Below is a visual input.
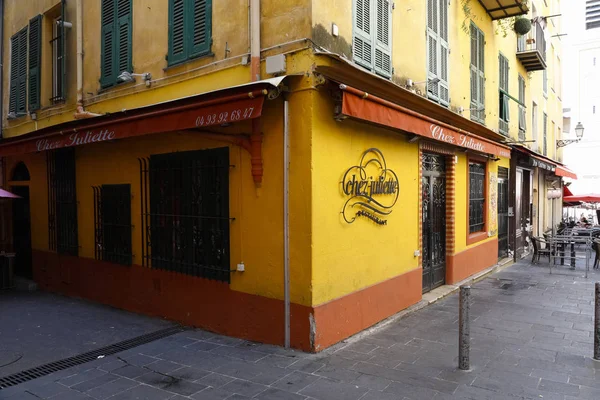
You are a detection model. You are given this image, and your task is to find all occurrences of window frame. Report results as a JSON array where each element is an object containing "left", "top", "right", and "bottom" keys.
[
  {"left": 100, "top": 0, "right": 133, "bottom": 88},
  {"left": 498, "top": 53, "right": 510, "bottom": 135},
  {"left": 467, "top": 156, "right": 488, "bottom": 245},
  {"left": 8, "top": 27, "right": 28, "bottom": 118},
  {"left": 352, "top": 0, "right": 393, "bottom": 79},
  {"left": 426, "top": 0, "right": 450, "bottom": 106},
  {"left": 167, "top": 0, "right": 214, "bottom": 67},
  {"left": 470, "top": 22, "right": 485, "bottom": 124}
]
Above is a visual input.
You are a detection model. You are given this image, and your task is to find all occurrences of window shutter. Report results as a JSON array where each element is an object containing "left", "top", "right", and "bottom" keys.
[
  {"left": 60, "top": 0, "right": 67, "bottom": 100},
  {"left": 168, "top": 0, "right": 186, "bottom": 65},
  {"left": 17, "top": 29, "right": 28, "bottom": 115},
  {"left": 427, "top": 33, "right": 439, "bottom": 100},
  {"left": 28, "top": 15, "right": 42, "bottom": 112},
  {"left": 8, "top": 35, "right": 18, "bottom": 115},
  {"left": 438, "top": 0, "right": 449, "bottom": 106},
  {"left": 470, "top": 25, "right": 478, "bottom": 120},
  {"left": 374, "top": 0, "right": 392, "bottom": 78},
  {"left": 100, "top": 0, "right": 116, "bottom": 87},
  {"left": 116, "top": 0, "right": 132, "bottom": 76},
  {"left": 190, "top": 0, "right": 212, "bottom": 58},
  {"left": 478, "top": 29, "right": 485, "bottom": 122},
  {"left": 353, "top": 0, "right": 373, "bottom": 69}
]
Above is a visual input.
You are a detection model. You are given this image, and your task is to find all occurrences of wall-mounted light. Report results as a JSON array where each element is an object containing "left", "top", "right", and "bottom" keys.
[
  {"left": 406, "top": 77, "right": 440, "bottom": 88},
  {"left": 117, "top": 71, "right": 152, "bottom": 87},
  {"left": 557, "top": 121, "right": 584, "bottom": 147}
]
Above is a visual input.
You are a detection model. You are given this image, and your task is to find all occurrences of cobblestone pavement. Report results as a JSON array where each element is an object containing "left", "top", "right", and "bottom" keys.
[{"left": 1, "top": 259, "right": 599, "bottom": 399}]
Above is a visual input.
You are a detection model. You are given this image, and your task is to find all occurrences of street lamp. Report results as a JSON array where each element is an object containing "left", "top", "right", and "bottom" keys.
[{"left": 557, "top": 122, "right": 584, "bottom": 148}]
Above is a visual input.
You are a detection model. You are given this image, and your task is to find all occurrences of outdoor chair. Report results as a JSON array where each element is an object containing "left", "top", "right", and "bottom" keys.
[
  {"left": 593, "top": 239, "right": 600, "bottom": 269},
  {"left": 531, "top": 236, "right": 551, "bottom": 264}
]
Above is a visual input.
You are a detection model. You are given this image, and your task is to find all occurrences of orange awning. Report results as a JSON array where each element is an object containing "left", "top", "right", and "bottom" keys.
[
  {"left": 0, "top": 77, "right": 290, "bottom": 157},
  {"left": 555, "top": 165, "right": 578, "bottom": 180},
  {"left": 339, "top": 85, "right": 511, "bottom": 158}
]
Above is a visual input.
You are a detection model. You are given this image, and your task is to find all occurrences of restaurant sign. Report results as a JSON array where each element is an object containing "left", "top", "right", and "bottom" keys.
[
  {"left": 341, "top": 148, "right": 399, "bottom": 225},
  {"left": 530, "top": 157, "right": 556, "bottom": 172}
]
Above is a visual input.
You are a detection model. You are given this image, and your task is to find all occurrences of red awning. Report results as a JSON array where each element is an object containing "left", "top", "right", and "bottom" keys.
[
  {"left": 555, "top": 165, "right": 577, "bottom": 180},
  {"left": 564, "top": 194, "right": 600, "bottom": 203},
  {"left": 564, "top": 186, "right": 574, "bottom": 197},
  {"left": 339, "top": 85, "right": 511, "bottom": 158},
  {"left": 512, "top": 145, "right": 557, "bottom": 172},
  {"left": 0, "top": 77, "right": 289, "bottom": 157}
]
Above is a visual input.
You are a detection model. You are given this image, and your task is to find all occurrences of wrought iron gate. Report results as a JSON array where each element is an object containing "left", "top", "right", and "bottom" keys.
[
  {"left": 422, "top": 153, "right": 446, "bottom": 293},
  {"left": 498, "top": 167, "right": 509, "bottom": 258}
]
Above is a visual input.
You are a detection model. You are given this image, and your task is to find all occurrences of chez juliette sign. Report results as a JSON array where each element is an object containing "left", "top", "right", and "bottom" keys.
[{"left": 341, "top": 148, "right": 399, "bottom": 225}]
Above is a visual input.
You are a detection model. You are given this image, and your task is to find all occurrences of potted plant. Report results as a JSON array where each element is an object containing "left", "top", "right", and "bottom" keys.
[{"left": 514, "top": 17, "right": 532, "bottom": 35}]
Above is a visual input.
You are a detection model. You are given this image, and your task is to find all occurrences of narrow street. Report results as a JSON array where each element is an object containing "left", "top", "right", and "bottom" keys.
[{"left": 1, "top": 259, "right": 599, "bottom": 400}]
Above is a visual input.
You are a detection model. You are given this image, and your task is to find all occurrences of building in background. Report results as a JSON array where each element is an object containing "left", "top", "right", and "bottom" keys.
[
  {"left": 562, "top": 0, "right": 600, "bottom": 212},
  {"left": 0, "top": 0, "right": 571, "bottom": 351}
]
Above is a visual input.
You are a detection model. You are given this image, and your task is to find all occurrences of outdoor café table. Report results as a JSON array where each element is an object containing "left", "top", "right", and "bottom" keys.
[{"left": 547, "top": 235, "right": 592, "bottom": 278}]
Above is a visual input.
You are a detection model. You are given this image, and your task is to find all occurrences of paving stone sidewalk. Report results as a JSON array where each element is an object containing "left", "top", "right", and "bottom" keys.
[{"left": 1, "top": 259, "right": 600, "bottom": 400}]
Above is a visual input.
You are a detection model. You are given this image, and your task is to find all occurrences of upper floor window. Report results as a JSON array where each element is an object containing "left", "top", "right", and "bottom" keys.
[
  {"left": 167, "top": 0, "right": 213, "bottom": 67},
  {"left": 498, "top": 53, "right": 509, "bottom": 135},
  {"left": 427, "top": 0, "right": 449, "bottom": 106},
  {"left": 8, "top": 16, "right": 42, "bottom": 118},
  {"left": 470, "top": 23, "right": 485, "bottom": 123},
  {"left": 352, "top": 0, "right": 393, "bottom": 79},
  {"left": 518, "top": 75, "right": 526, "bottom": 140},
  {"left": 100, "top": 0, "right": 132, "bottom": 88},
  {"left": 468, "top": 160, "right": 486, "bottom": 235}
]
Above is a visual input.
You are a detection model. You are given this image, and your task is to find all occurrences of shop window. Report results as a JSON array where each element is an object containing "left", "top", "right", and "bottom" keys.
[
  {"left": 498, "top": 53, "right": 509, "bottom": 135},
  {"left": 470, "top": 23, "right": 485, "bottom": 123},
  {"left": 100, "top": 0, "right": 132, "bottom": 88},
  {"left": 167, "top": 0, "right": 213, "bottom": 67},
  {"left": 93, "top": 184, "right": 132, "bottom": 265},
  {"left": 468, "top": 160, "right": 486, "bottom": 235},
  {"left": 139, "top": 147, "right": 230, "bottom": 282},
  {"left": 47, "top": 147, "right": 78, "bottom": 256},
  {"left": 426, "top": 0, "right": 449, "bottom": 106},
  {"left": 352, "top": 0, "right": 393, "bottom": 78}
]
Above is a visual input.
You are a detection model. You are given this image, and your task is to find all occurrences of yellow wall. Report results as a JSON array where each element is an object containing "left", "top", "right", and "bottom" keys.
[
  {"left": 310, "top": 88, "right": 420, "bottom": 306},
  {"left": 3, "top": 0, "right": 312, "bottom": 138}
]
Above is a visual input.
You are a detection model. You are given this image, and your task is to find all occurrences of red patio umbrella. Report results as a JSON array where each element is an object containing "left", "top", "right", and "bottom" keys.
[{"left": 563, "top": 194, "right": 600, "bottom": 203}]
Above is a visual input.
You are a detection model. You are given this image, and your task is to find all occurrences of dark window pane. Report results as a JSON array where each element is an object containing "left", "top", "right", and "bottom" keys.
[{"left": 469, "top": 161, "right": 485, "bottom": 233}]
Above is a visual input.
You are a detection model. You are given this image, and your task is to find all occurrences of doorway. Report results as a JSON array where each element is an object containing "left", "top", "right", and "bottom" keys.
[
  {"left": 498, "top": 167, "right": 509, "bottom": 259},
  {"left": 514, "top": 168, "right": 532, "bottom": 258},
  {"left": 422, "top": 153, "right": 446, "bottom": 293},
  {"left": 12, "top": 185, "right": 32, "bottom": 279}
]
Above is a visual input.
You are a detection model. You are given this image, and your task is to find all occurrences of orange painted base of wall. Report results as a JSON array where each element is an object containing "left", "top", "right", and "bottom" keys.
[
  {"left": 311, "top": 268, "right": 422, "bottom": 351},
  {"left": 446, "top": 238, "right": 498, "bottom": 284},
  {"left": 32, "top": 251, "right": 422, "bottom": 352},
  {"left": 32, "top": 251, "right": 313, "bottom": 351}
]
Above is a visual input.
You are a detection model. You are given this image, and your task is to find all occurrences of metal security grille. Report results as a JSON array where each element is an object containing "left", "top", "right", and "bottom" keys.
[
  {"left": 47, "top": 148, "right": 78, "bottom": 255},
  {"left": 498, "top": 167, "right": 509, "bottom": 258},
  {"left": 469, "top": 161, "right": 485, "bottom": 233},
  {"left": 139, "top": 148, "right": 231, "bottom": 282},
  {"left": 93, "top": 184, "right": 132, "bottom": 265}
]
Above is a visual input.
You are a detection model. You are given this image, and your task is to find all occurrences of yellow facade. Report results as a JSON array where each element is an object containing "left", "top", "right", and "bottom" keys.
[{"left": 0, "top": 0, "right": 563, "bottom": 351}]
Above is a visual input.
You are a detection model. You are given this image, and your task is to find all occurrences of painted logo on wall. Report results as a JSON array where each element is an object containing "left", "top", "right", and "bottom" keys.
[{"left": 341, "top": 148, "right": 399, "bottom": 225}]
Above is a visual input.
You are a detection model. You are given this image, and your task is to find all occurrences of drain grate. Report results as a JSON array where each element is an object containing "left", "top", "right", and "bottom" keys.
[{"left": 0, "top": 325, "right": 185, "bottom": 389}]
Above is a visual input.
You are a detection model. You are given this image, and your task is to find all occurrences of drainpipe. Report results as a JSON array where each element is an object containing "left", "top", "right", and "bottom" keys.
[
  {"left": 0, "top": 0, "right": 4, "bottom": 139},
  {"left": 250, "top": 0, "right": 260, "bottom": 82},
  {"left": 73, "top": 0, "right": 101, "bottom": 119},
  {"left": 283, "top": 95, "right": 290, "bottom": 349}
]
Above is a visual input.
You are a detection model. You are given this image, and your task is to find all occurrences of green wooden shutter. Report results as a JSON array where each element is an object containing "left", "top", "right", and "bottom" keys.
[
  {"left": 427, "top": 0, "right": 439, "bottom": 101},
  {"left": 190, "top": 0, "right": 212, "bottom": 58},
  {"left": 29, "top": 15, "right": 42, "bottom": 111},
  {"left": 470, "top": 24, "right": 478, "bottom": 121},
  {"left": 438, "top": 0, "right": 449, "bottom": 105},
  {"left": 60, "top": 0, "right": 67, "bottom": 100},
  {"left": 477, "top": 28, "right": 485, "bottom": 122},
  {"left": 116, "top": 0, "right": 132, "bottom": 75},
  {"left": 168, "top": 0, "right": 186, "bottom": 65},
  {"left": 101, "top": 0, "right": 116, "bottom": 87},
  {"left": 374, "top": 0, "right": 392, "bottom": 78},
  {"left": 353, "top": 0, "right": 373, "bottom": 69},
  {"left": 17, "top": 29, "right": 28, "bottom": 115},
  {"left": 8, "top": 34, "right": 18, "bottom": 115}
]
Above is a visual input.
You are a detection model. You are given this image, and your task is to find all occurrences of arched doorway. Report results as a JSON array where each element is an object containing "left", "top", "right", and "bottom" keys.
[{"left": 11, "top": 162, "right": 32, "bottom": 279}]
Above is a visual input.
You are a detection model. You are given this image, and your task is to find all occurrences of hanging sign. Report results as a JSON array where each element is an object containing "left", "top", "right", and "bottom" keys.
[{"left": 341, "top": 148, "right": 399, "bottom": 225}]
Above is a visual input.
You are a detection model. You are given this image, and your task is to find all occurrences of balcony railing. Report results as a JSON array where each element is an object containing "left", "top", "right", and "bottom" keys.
[{"left": 516, "top": 20, "right": 547, "bottom": 72}]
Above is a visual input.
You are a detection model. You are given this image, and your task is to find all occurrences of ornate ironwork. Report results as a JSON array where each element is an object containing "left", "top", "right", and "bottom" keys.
[
  {"left": 139, "top": 148, "right": 231, "bottom": 282},
  {"left": 47, "top": 148, "right": 78, "bottom": 255},
  {"left": 497, "top": 167, "right": 509, "bottom": 258},
  {"left": 469, "top": 162, "right": 486, "bottom": 234},
  {"left": 422, "top": 153, "right": 446, "bottom": 293},
  {"left": 556, "top": 138, "right": 581, "bottom": 148},
  {"left": 93, "top": 184, "right": 132, "bottom": 265},
  {"left": 341, "top": 148, "right": 399, "bottom": 225}
]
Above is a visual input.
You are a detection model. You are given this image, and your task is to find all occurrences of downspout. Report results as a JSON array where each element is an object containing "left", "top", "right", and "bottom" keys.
[
  {"left": 0, "top": 0, "right": 4, "bottom": 139},
  {"left": 73, "top": 0, "right": 101, "bottom": 119},
  {"left": 283, "top": 95, "right": 290, "bottom": 349}
]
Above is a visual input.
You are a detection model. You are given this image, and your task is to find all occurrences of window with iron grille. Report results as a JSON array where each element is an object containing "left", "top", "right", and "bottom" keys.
[
  {"left": 101, "top": 0, "right": 132, "bottom": 88},
  {"left": 352, "top": 0, "right": 393, "bottom": 79},
  {"left": 518, "top": 75, "right": 526, "bottom": 141},
  {"left": 543, "top": 112, "right": 548, "bottom": 156},
  {"left": 168, "top": 0, "right": 213, "bottom": 67},
  {"left": 470, "top": 23, "right": 485, "bottom": 123},
  {"left": 51, "top": 2, "right": 67, "bottom": 103},
  {"left": 139, "top": 148, "right": 231, "bottom": 282},
  {"left": 469, "top": 161, "right": 486, "bottom": 234},
  {"left": 47, "top": 148, "right": 78, "bottom": 256},
  {"left": 426, "top": 0, "right": 449, "bottom": 106},
  {"left": 498, "top": 53, "right": 509, "bottom": 135},
  {"left": 93, "top": 184, "right": 132, "bottom": 265}
]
